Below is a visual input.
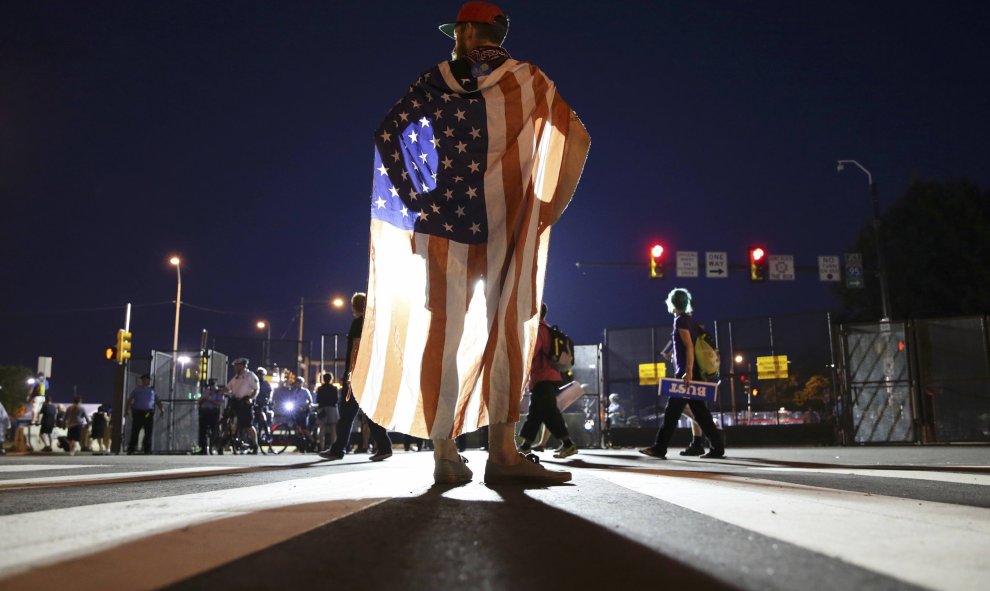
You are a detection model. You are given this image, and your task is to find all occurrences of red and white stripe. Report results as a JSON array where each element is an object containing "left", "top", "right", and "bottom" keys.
[{"left": 351, "top": 59, "right": 586, "bottom": 439}]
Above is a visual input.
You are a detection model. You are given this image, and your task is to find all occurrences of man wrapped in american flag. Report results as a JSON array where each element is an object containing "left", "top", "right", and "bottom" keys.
[{"left": 351, "top": 1, "right": 590, "bottom": 485}]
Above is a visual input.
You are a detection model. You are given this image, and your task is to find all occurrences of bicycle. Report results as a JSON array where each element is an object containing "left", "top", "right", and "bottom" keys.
[{"left": 268, "top": 401, "right": 317, "bottom": 454}]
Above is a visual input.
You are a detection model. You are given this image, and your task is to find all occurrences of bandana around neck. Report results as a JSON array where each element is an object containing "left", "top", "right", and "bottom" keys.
[{"left": 465, "top": 45, "right": 511, "bottom": 78}]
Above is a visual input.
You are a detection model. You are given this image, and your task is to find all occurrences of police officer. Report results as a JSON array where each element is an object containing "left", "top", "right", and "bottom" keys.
[
  {"left": 197, "top": 378, "right": 224, "bottom": 455},
  {"left": 126, "top": 374, "right": 163, "bottom": 454},
  {"left": 224, "top": 358, "right": 261, "bottom": 454}
]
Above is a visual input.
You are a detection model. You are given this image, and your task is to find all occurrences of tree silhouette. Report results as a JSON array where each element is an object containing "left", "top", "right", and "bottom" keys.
[{"left": 839, "top": 179, "right": 990, "bottom": 321}]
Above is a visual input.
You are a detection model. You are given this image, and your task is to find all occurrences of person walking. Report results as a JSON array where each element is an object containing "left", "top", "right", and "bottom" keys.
[
  {"left": 640, "top": 288, "right": 725, "bottom": 460},
  {"left": 37, "top": 397, "right": 58, "bottom": 452},
  {"left": 315, "top": 372, "right": 341, "bottom": 452},
  {"left": 197, "top": 378, "right": 224, "bottom": 455},
  {"left": 225, "top": 358, "right": 261, "bottom": 454},
  {"left": 518, "top": 303, "right": 578, "bottom": 459},
  {"left": 126, "top": 374, "right": 163, "bottom": 454},
  {"left": 348, "top": 1, "right": 590, "bottom": 485},
  {"left": 64, "top": 395, "right": 89, "bottom": 456},
  {"left": 0, "top": 400, "right": 10, "bottom": 455},
  {"left": 90, "top": 405, "right": 109, "bottom": 455},
  {"left": 319, "top": 292, "right": 393, "bottom": 462}
]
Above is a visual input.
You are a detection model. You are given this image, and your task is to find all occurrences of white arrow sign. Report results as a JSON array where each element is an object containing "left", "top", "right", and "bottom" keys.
[{"left": 706, "top": 251, "right": 728, "bottom": 278}]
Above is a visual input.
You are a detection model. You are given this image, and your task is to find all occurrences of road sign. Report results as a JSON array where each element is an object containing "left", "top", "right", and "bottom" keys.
[
  {"left": 658, "top": 377, "right": 718, "bottom": 402},
  {"left": 756, "top": 355, "right": 789, "bottom": 379},
  {"left": 676, "top": 251, "right": 699, "bottom": 278},
  {"left": 706, "top": 251, "right": 728, "bottom": 278},
  {"left": 845, "top": 253, "right": 864, "bottom": 288},
  {"left": 818, "top": 255, "right": 841, "bottom": 282},
  {"left": 638, "top": 362, "right": 667, "bottom": 385},
  {"left": 768, "top": 255, "right": 795, "bottom": 281}
]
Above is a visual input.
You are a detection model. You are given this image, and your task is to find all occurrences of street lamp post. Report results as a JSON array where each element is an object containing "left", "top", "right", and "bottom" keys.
[
  {"left": 168, "top": 256, "right": 182, "bottom": 453},
  {"left": 837, "top": 159, "right": 892, "bottom": 321},
  {"left": 257, "top": 320, "right": 271, "bottom": 367},
  {"left": 296, "top": 295, "right": 349, "bottom": 381}
]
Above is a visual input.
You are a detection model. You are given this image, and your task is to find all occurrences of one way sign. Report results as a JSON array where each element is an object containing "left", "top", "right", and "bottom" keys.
[{"left": 706, "top": 252, "right": 728, "bottom": 278}]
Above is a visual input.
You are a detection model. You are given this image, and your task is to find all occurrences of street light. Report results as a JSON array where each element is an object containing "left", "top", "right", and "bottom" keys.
[
  {"left": 298, "top": 295, "right": 350, "bottom": 379},
  {"left": 730, "top": 354, "right": 745, "bottom": 421},
  {"left": 168, "top": 256, "right": 182, "bottom": 452},
  {"left": 257, "top": 320, "right": 271, "bottom": 367},
  {"left": 169, "top": 256, "right": 182, "bottom": 355},
  {"left": 837, "top": 159, "right": 892, "bottom": 321}
]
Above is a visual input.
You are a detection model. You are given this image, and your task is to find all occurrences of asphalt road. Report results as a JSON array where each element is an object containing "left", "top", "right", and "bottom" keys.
[{"left": 1, "top": 446, "right": 988, "bottom": 591}]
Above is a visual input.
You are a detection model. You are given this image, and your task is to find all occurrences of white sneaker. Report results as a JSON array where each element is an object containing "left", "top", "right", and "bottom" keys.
[
  {"left": 433, "top": 455, "right": 473, "bottom": 484},
  {"left": 553, "top": 443, "right": 578, "bottom": 459},
  {"left": 484, "top": 453, "right": 571, "bottom": 485}
]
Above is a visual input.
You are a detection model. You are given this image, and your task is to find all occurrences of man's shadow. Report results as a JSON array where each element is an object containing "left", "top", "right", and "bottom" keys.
[{"left": 167, "top": 481, "right": 732, "bottom": 591}]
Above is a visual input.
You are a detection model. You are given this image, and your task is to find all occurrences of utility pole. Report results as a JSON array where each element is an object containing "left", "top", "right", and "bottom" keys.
[
  {"left": 298, "top": 297, "right": 305, "bottom": 380},
  {"left": 110, "top": 303, "right": 131, "bottom": 454}
]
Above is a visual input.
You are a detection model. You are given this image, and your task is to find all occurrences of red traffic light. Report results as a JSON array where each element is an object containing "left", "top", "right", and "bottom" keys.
[
  {"left": 751, "top": 247, "right": 765, "bottom": 261},
  {"left": 650, "top": 244, "right": 664, "bottom": 258}
]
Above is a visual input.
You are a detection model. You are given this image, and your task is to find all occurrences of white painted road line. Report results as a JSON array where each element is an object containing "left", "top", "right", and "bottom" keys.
[
  {"left": 594, "top": 468, "right": 990, "bottom": 591},
  {"left": 0, "top": 465, "right": 433, "bottom": 589},
  {"left": 748, "top": 466, "right": 990, "bottom": 486},
  {"left": 0, "top": 464, "right": 105, "bottom": 473},
  {"left": 0, "top": 466, "right": 244, "bottom": 489}
]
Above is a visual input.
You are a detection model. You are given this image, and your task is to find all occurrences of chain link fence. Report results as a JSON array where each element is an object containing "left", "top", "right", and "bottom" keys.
[{"left": 840, "top": 316, "right": 990, "bottom": 444}]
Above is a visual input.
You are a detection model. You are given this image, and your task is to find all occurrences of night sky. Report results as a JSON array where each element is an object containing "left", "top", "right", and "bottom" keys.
[{"left": 2, "top": 0, "right": 988, "bottom": 404}]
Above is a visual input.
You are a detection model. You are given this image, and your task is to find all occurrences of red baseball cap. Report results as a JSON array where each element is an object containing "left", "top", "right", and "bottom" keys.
[{"left": 439, "top": 1, "right": 508, "bottom": 38}]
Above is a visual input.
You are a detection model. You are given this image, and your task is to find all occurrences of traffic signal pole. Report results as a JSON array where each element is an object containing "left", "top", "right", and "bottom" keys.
[{"left": 110, "top": 303, "right": 131, "bottom": 454}]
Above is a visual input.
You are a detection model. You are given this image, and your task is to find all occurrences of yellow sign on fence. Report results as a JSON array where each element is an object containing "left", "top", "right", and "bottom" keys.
[
  {"left": 756, "top": 355, "right": 789, "bottom": 379},
  {"left": 638, "top": 362, "right": 667, "bottom": 385}
]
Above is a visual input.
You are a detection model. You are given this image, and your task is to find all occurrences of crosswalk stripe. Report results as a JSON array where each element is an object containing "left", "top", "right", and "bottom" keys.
[
  {"left": 593, "top": 467, "right": 990, "bottom": 591},
  {"left": 0, "top": 464, "right": 104, "bottom": 473},
  {"left": 0, "top": 466, "right": 246, "bottom": 490},
  {"left": 0, "top": 465, "right": 432, "bottom": 590},
  {"left": 747, "top": 466, "right": 990, "bottom": 486}
]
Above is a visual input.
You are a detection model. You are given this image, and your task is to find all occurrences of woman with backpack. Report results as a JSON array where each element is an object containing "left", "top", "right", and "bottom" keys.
[{"left": 640, "top": 288, "right": 725, "bottom": 460}]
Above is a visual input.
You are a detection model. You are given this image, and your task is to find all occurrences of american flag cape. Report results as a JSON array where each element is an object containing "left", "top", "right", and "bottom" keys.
[{"left": 351, "top": 57, "right": 590, "bottom": 439}]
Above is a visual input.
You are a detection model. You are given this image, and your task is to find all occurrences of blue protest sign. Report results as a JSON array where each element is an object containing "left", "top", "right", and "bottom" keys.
[{"left": 659, "top": 377, "right": 718, "bottom": 402}]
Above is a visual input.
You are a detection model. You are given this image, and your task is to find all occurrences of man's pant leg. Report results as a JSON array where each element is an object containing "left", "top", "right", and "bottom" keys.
[
  {"left": 128, "top": 410, "right": 144, "bottom": 452},
  {"left": 198, "top": 408, "right": 219, "bottom": 449},
  {"left": 368, "top": 420, "right": 391, "bottom": 453},
  {"left": 520, "top": 388, "right": 549, "bottom": 442},
  {"left": 537, "top": 381, "right": 570, "bottom": 440},
  {"left": 330, "top": 395, "right": 360, "bottom": 456},
  {"left": 687, "top": 399, "right": 724, "bottom": 452},
  {"left": 651, "top": 397, "right": 688, "bottom": 451},
  {"left": 142, "top": 412, "right": 155, "bottom": 453}
]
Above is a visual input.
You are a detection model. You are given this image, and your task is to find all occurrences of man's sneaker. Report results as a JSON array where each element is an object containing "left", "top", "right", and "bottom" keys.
[
  {"left": 370, "top": 450, "right": 393, "bottom": 462},
  {"left": 701, "top": 449, "right": 726, "bottom": 459},
  {"left": 484, "top": 453, "right": 571, "bottom": 486},
  {"left": 531, "top": 445, "right": 546, "bottom": 452},
  {"left": 518, "top": 441, "right": 532, "bottom": 453},
  {"left": 553, "top": 443, "right": 578, "bottom": 459},
  {"left": 319, "top": 448, "right": 343, "bottom": 461},
  {"left": 638, "top": 447, "right": 667, "bottom": 459},
  {"left": 679, "top": 442, "right": 705, "bottom": 456},
  {"left": 434, "top": 455, "right": 473, "bottom": 485}
]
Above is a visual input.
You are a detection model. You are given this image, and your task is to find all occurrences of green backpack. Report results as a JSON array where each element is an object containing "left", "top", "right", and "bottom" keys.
[{"left": 694, "top": 323, "right": 720, "bottom": 382}]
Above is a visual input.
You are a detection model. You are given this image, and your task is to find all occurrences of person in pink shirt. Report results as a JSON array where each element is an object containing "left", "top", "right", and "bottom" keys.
[{"left": 518, "top": 303, "right": 578, "bottom": 459}]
